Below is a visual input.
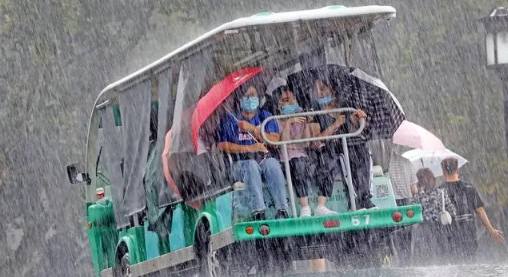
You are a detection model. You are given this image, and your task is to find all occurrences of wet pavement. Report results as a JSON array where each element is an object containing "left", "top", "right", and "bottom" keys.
[{"left": 288, "top": 263, "right": 508, "bottom": 277}]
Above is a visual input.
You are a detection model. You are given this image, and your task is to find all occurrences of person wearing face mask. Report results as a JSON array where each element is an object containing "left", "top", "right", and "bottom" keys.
[
  {"left": 217, "top": 82, "right": 289, "bottom": 220},
  {"left": 311, "top": 78, "right": 377, "bottom": 211},
  {"left": 273, "top": 86, "right": 336, "bottom": 217}
]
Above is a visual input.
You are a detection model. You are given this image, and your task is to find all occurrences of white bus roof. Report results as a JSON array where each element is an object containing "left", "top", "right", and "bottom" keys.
[{"left": 100, "top": 5, "right": 396, "bottom": 94}]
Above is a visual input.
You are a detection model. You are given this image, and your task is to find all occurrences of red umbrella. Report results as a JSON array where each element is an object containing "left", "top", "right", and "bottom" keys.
[{"left": 191, "top": 67, "right": 263, "bottom": 152}]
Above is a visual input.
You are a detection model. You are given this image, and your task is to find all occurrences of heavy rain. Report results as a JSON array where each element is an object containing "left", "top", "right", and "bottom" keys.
[{"left": 0, "top": 1, "right": 508, "bottom": 277}]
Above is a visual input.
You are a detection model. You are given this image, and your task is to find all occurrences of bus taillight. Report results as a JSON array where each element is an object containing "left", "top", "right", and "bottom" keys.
[
  {"left": 323, "top": 220, "right": 340, "bottom": 228},
  {"left": 392, "top": 211, "right": 403, "bottom": 223},
  {"left": 406, "top": 210, "right": 414, "bottom": 218},
  {"left": 96, "top": 188, "right": 105, "bottom": 199},
  {"left": 246, "top": 226, "right": 254, "bottom": 235},
  {"left": 258, "top": 224, "right": 270, "bottom": 236}
]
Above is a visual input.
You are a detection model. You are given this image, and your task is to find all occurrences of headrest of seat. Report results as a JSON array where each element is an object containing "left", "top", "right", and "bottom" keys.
[{"left": 372, "top": 165, "right": 384, "bottom": 177}]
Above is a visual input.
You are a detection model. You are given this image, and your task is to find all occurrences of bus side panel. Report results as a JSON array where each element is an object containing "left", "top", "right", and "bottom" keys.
[
  {"left": 169, "top": 204, "right": 187, "bottom": 251},
  {"left": 87, "top": 213, "right": 103, "bottom": 274},
  {"left": 118, "top": 227, "right": 146, "bottom": 265},
  {"left": 87, "top": 199, "right": 118, "bottom": 272},
  {"left": 144, "top": 221, "right": 160, "bottom": 260},
  {"left": 214, "top": 192, "right": 233, "bottom": 231}
]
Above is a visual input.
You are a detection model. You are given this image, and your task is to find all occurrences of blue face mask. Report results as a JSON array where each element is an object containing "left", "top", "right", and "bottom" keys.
[
  {"left": 240, "top": 97, "right": 259, "bottom": 112},
  {"left": 281, "top": 104, "right": 301, "bottom": 115},
  {"left": 316, "top": 96, "right": 332, "bottom": 106}
]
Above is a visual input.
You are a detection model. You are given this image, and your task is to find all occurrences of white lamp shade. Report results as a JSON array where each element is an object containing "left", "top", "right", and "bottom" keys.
[
  {"left": 497, "top": 31, "right": 508, "bottom": 64},
  {"left": 487, "top": 33, "right": 496, "bottom": 65}
]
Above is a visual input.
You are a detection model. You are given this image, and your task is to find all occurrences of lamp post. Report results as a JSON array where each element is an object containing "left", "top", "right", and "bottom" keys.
[
  {"left": 481, "top": 7, "right": 508, "bottom": 243},
  {"left": 481, "top": 7, "right": 508, "bottom": 160}
]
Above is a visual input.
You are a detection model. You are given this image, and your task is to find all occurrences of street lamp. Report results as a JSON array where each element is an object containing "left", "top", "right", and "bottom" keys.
[
  {"left": 482, "top": 7, "right": 508, "bottom": 70},
  {"left": 481, "top": 7, "right": 508, "bottom": 236},
  {"left": 481, "top": 7, "right": 508, "bottom": 159}
]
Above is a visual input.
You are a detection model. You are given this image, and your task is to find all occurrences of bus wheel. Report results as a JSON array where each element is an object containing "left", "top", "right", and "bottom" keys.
[
  {"left": 196, "top": 225, "right": 223, "bottom": 277},
  {"left": 115, "top": 253, "right": 131, "bottom": 277}
]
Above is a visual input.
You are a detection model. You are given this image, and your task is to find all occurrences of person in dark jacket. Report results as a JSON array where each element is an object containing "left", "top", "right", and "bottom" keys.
[{"left": 440, "top": 157, "right": 505, "bottom": 262}]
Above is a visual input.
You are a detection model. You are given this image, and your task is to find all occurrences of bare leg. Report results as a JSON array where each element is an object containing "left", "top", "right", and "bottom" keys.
[
  {"left": 300, "top": 196, "right": 309, "bottom": 207},
  {"left": 317, "top": 196, "right": 327, "bottom": 206}
]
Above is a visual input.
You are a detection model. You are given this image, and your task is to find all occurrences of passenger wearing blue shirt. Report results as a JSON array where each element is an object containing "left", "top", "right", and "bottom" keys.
[{"left": 218, "top": 83, "right": 289, "bottom": 220}]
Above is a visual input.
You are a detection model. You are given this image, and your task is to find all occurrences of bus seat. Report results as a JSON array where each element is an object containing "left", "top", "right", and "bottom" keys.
[
  {"left": 372, "top": 165, "right": 384, "bottom": 177},
  {"left": 370, "top": 173, "right": 397, "bottom": 208},
  {"left": 233, "top": 181, "right": 246, "bottom": 191}
]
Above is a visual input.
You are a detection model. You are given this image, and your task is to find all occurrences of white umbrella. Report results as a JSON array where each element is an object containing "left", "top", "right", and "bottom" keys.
[{"left": 402, "top": 148, "right": 468, "bottom": 177}]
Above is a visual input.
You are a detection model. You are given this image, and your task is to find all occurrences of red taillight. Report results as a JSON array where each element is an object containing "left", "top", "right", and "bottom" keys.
[
  {"left": 246, "top": 226, "right": 254, "bottom": 235},
  {"left": 323, "top": 220, "right": 340, "bottom": 228},
  {"left": 392, "top": 211, "right": 403, "bottom": 223},
  {"left": 258, "top": 224, "right": 270, "bottom": 236},
  {"left": 96, "top": 188, "right": 105, "bottom": 199},
  {"left": 406, "top": 210, "right": 414, "bottom": 218}
]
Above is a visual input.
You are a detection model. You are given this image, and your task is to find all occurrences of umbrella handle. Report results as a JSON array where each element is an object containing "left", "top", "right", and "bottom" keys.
[{"left": 224, "top": 107, "right": 261, "bottom": 143}]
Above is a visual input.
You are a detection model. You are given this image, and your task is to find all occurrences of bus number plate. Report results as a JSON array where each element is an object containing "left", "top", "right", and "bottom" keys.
[{"left": 351, "top": 215, "right": 370, "bottom": 226}]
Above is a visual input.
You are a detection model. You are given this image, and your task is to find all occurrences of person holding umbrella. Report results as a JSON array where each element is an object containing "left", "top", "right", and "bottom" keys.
[
  {"left": 287, "top": 65, "right": 405, "bottom": 210},
  {"left": 310, "top": 77, "right": 376, "bottom": 210},
  {"left": 217, "top": 80, "right": 289, "bottom": 221},
  {"left": 440, "top": 157, "right": 505, "bottom": 262},
  {"left": 410, "top": 168, "right": 456, "bottom": 265}
]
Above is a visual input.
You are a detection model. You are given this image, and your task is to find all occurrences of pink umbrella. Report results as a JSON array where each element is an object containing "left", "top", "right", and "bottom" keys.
[{"left": 393, "top": 120, "right": 446, "bottom": 151}]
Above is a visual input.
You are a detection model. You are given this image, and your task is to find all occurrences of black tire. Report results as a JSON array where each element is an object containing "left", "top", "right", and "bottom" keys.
[
  {"left": 196, "top": 224, "right": 223, "bottom": 277},
  {"left": 114, "top": 253, "right": 131, "bottom": 277}
]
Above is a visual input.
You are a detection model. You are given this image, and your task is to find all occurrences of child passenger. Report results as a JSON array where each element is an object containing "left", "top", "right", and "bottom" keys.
[{"left": 273, "top": 86, "right": 336, "bottom": 216}]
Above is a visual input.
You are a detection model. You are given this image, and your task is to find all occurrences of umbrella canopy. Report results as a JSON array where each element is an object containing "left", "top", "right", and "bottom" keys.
[
  {"left": 393, "top": 120, "right": 446, "bottom": 151},
  {"left": 190, "top": 67, "right": 263, "bottom": 152},
  {"left": 287, "top": 64, "right": 405, "bottom": 142},
  {"left": 402, "top": 148, "right": 468, "bottom": 177}
]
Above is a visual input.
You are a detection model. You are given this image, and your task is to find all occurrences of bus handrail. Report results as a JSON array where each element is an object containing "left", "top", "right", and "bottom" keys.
[
  {"left": 260, "top": 108, "right": 366, "bottom": 145},
  {"left": 260, "top": 108, "right": 366, "bottom": 216}
]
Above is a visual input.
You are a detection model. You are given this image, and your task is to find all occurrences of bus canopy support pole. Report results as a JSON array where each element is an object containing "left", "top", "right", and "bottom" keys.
[
  {"left": 341, "top": 137, "right": 357, "bottom": 211},
  {"left": 282, "top": 143, "right": 297, "bottom": 217}
]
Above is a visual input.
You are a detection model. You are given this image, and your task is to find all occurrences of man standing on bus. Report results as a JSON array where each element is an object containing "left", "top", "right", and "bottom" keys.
[
  {"left": 217, "top": 82, "right": 289, "bottom": 221},
  {"left": 389, "top": 146, "right": 418, "bottom": 206}
]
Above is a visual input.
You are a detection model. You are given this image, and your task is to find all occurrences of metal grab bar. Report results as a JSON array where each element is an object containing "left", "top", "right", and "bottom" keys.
[{"left": 260, "top": 108, "right": 366, "bottom": 216}]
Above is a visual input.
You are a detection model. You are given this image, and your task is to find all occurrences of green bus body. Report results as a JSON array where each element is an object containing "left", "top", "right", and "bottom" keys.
[
  {"left": 71, "top": 5, "right": 426, "bottom": 277},
  {"left": 86, "top": 177, "right": 422, "bottom": 276}
]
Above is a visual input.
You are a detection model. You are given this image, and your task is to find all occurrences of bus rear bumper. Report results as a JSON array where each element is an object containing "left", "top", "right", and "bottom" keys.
[{"left": 233, "top": 205, "right": 422, "bottom": 242}]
